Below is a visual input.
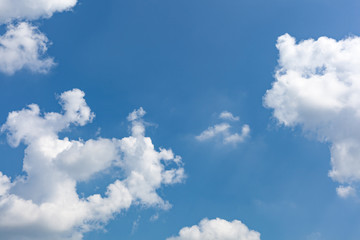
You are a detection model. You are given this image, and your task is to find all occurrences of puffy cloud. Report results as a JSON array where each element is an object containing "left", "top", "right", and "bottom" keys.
[
  {"left": 196, "top": 123, "right": 231, "bottom": 141},
  {"left": 0, "top": 0, "right": 78, "bottom": 75},
  {"left": 127, "top": 107, "right": 146, "bottom": 121},
  {"left": 196, "top": 112, "right": 250, "bottom": 144},
  {"left": 0, "top": 22, "right": 54, "bottom": 75},
  {"left": 264, "top": 33, "right": 360, "bottom": 197},
  {"left": 166, "top": 218, "right": 261, "bottom": 240},
  {"left": 0, "top": 89, "right": 184, "bottom": 240},
  {"left": 0, "top": 0, "right": 77, "bottom": 24},
  {"left": 219, "top": 111, "right": 240, "bottom": 121}
]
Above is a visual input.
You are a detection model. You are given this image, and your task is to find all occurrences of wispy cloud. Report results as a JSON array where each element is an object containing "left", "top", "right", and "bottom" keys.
[
  {"left": 196, "top": 111, "right": 250, "bottom": 144},
  {"left": 219, "top": 111, "right": 240, "bottom": 121},
  {"left": 336, "top": 186, "right": 355, "bottom": 198}
]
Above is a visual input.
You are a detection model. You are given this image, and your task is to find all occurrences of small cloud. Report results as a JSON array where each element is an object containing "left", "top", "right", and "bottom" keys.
[
  {"left": 0, "top": 0, "right": 78, "bottom": 24},
  {"left": 0, "top": 23, "right": 55, "bottom": 75},
  {"left": 127, "top": 107, "right": 146, "bottom": 121},
  {"left": 336, "top": 185, "right": 356, "bottom": 198},
  {"left": 224, "top": 124, "right": 250, "bottom": 144},
  {"left": 131, "top": 216, "right": 141, "bottom": 234},
  {"left": 219, "top": 111, "right": 240, "bottom": 121},
  {"left": 196, "top": 111, "right": 250, "bottom": 145},
  {"left": 0, "top": 0, "right": 79, "bottom": 75},
  {"left": 196, "top": 123, "right": 230, "bottom": 141},
  {"left": 95, "top": 127, "right": 101, "bottom": 136},
  {"left": 166, "top": 218, "right": 261, "bottom": 240}
]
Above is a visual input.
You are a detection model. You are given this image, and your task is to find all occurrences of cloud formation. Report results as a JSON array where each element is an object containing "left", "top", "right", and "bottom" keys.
[
  {"left": 0, "top": 89, "right": 184, "bottom": 240},
  {"left": 264, "top": 33, "right": 360, "bottom": 197},
  {"left": 0, "top": 22, "right": 54, "bottom": 75},
  {"left": 0, "top": 0, "right": 78, "bottom": 75},
  {"left": 196, "top": 111, "right": 250, "bottom": 144},
  {"left": 0, "top": 0, "right": 77, "bottom": 24},
  {"left": 219, "top": 111, "right": 240, "bottom": 121},
  {"left": 166, "top": 218, "right": 261, "bottom": 240},
  {"left": 336, "top": 185, "right": 355, "bottom": 199}
]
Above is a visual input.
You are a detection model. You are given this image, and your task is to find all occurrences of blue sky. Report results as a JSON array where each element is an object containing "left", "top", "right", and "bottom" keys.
[{"left": 1, "top": 0, "right": 360, "bottom": 239}]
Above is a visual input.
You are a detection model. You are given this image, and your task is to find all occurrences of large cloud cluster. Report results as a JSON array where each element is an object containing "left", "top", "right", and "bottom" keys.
[
  {"left": 0, "top": 89, "right": 185, "bottom": 240},
  {"left": 167, "top": 218, "right": 261, "bottom": 240},
  {"left": 0, "top": 0, "right": 78, "bottom": 75},
  {"left": 264, "top": 34, "right": 360, "bottom": 197}
]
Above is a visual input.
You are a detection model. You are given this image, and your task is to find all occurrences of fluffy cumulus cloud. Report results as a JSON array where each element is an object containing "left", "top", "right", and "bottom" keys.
[
  {"left": 166, "top": 218, "right": 261, "bottom": 240},
  {"left": 264, "top": 33, "right": 360, "bottom": 197},
  {"left": 196, "top": 111, "right": 250, "bottom": 144},
  {"left": 0, "top": 89, "right": 185, "bottom": 240},
  {"left": 0, "top": 22, "right": 54, "bottom": 75},
  {"left": 0, "top": 0, "right": 77, "bottom": 23},
  {"left": 0, "top": 0, "right": 78, "bottom": 75}
]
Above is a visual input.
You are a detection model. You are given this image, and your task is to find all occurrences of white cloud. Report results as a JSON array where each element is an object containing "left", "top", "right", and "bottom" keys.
[
  {"left": 0, "top": 0, "right": 77, "bottom": 24},
  {"left": 166, "top": 218, "right": 261, "bottom": 240},
  {"left": 264, "top": 33, "right": 360, "bottom": 196},
  {"left": 0, "top": 0, "right": 78, "bottom": 75},
  {"left": 127, "top": 107, "right": 146, "bottom": 121},
  {"left": 0, "top": 172, "right": 11, "bottom": 196},
  {"left": 0, "top": 22, "right": 54, "bottom": 75},
  {"left": 0, "top": 89, "right": 185, "bottom": 240},
  {"left": 196, "top": 112, "right": 250, "bottom": 144},
  {"left": 336, "top": 185, "right": 355, "bottom": 199},
  {"left": 219, "top": 111, "right": 240, "bottom": 121},
  {"left": 196, "top": 123, "right": 231, "bottom": 141},
  {"left": 224, "top": 125, "right": 250, "bottom": 144}
]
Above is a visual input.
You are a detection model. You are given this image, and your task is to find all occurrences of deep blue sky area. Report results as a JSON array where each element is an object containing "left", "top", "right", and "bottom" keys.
[{"left": 1, "top": 0, "right": 360, "bottom": 239}]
